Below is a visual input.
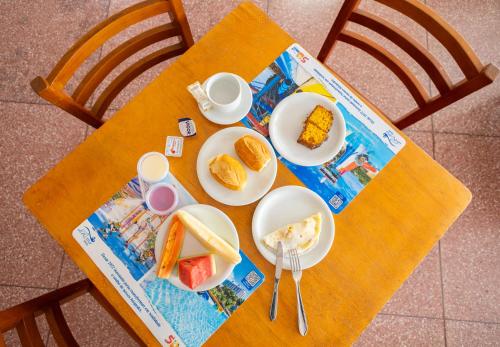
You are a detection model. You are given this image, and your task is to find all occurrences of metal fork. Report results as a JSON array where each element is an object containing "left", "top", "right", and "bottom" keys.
[{"left": 289, "top": 248, "right": 308, "bottom": 336}]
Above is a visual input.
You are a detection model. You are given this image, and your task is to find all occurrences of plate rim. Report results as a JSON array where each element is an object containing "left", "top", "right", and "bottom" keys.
[
  {"left": 154, "top": 203, "right": 239, "bottom": 292},
  {"left": 196, "top": 126, "right": 278, "bottom": 206},
  {"left": 251, "top": 185, "right": 335, "bottom": 270},
  {"left": 269, "top": 92, "right": 346, "bottom": 167}
]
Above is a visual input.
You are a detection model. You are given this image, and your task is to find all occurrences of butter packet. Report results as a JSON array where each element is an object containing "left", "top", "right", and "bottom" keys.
[
  {"left": 178, "top": 117, "right": 196, "bottom": 137},
  {"left": 165, "top": 136, "right": 184, "bottom": 157}
]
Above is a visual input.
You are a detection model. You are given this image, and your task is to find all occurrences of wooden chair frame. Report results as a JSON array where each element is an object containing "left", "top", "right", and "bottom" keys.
[
  {"left": 0, "top": 279, "right": 145, "bottom": 347},
  {"left": 317, "top": 0, "right": 498, "bottom": 129},
  {"left": 31, "top": 0, "right": 194, "bottom": 128}
]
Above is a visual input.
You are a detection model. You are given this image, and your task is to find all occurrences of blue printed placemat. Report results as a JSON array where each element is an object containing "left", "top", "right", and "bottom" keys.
[
  {"left": 73, "top": 175, "right": 264, "bottom": 347},
  {"left": 242, "top": 43, "right": 406, "bottom": 214}
]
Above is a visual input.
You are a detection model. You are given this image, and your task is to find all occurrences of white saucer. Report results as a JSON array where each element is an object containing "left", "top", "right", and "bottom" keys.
[
  {"left": 269, "top": 92, "right": 346, "bottom": 166},
  {"left": 198, "top": 74, "right": 253, "bottom": 125},
  {"left": 197, "top": 127, "right": 277, "bottom": 206},
  {"left": 252, "top": 185, "right": 335, "bottom": 270},
  {"left": 154, "top": 204, "right": 239, "bottom": 292}
]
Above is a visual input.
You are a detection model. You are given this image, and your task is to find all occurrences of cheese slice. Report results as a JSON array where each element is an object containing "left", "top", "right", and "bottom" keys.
[
  {"left": 263, "top": 213, "right": 322, "bottom": 254},
  {"left": 176, "top": 210, "right": 241, "bottom": 264}
]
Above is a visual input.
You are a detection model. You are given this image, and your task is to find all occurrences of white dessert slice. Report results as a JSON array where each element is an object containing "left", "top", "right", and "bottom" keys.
[
  {"left": 176, "top": 210, "right": 241, "bottom": 264},
  {"left": 263, "top": 212, "right": 322, "bottom": 254}
]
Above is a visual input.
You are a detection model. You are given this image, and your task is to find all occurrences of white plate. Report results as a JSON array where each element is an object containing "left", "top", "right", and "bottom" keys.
[
  {"left": 198, "top": 74, "right": 253, "bottom": 125},
  {"left": 154, "top": 204, "right": 239, "bottom": 292},
  {"left": 252, "top": 185, "right": 335, "bottom": 270},
  {"left": 197, "top": 127, "right": 277, "bottom": 206},
  {"left": 269, "top": 92, "right": 346, "bottom": 166}
]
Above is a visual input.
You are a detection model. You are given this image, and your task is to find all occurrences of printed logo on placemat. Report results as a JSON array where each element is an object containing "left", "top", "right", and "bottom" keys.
[
  {"left": 77, "top": 225, "right": 96, "bottom": 246},
  {"left": 382, "top": 130, "right": 402, "bottom": 147}
]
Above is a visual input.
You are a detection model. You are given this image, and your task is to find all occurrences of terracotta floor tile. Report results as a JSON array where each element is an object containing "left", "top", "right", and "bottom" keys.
[
  {"left": 58, "top": 254, "right": 86, "bottom": 288},
  {"left": 268, "top": 0, "right": 342, "bottom": 55},
  {"left": 0, "top": 285, "right": 51, "bottom": 346},
  {"left": 426, "top": 0, "right": 500, "bottom": 136},
  {"left": 446, "top": 320, "right": 500, "bottom": 347},
  {"left": 184, "top": 0, "right": 268, "bottom": 42},
  {"left": 382, "top": 245, "right": 443, "bottom": 318},
  {"left": 354, "top": 314, "right": 445, "bottom": 346},
  {"left": 0, "top": 0, "right": 108, "bottom": 104},
  {"left": 435, "top": 134, "right": 500, "bottom": 322},
  {"left": 0, "top": 102, "right": 86, "bottom": 288},
  {"left": 46, "top": 293, "right": 137, "bottom": 347}
]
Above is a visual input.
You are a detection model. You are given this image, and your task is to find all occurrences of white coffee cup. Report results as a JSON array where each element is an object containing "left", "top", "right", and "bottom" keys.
[{"left": 204, "top": 72, "right": 242, "bottom": 113}]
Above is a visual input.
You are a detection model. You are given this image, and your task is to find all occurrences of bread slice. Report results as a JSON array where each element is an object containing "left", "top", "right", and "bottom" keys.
[
  {"left": 176, "top": 210, "right": 241, "bottom": 264},
  {"left": 234, "top": 135, "right": 271, "bottom": 171}
]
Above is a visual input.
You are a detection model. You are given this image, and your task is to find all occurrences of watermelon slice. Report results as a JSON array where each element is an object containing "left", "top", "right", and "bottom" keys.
[{"left": 178, "top": 254, "right": 216, "bottom": 289}]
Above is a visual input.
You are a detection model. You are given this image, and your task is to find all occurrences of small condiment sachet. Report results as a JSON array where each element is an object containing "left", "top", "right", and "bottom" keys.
[
  {"left": 178, "top": 117, "right": 196, "bottom": 137},
  {"left": 165, "top": 136, "right": 184, "bottom": 157},
  {"left": 187, "top": 81, "right": 211, "bottom": 111}
]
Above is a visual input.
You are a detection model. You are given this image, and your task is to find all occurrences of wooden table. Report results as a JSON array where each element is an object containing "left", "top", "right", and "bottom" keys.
[{"left": 24, "top": 3, "right": 471, "bottom": 346}]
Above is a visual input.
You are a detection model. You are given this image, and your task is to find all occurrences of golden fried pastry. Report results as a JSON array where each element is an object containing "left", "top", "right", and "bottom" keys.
[
  {"left": 297, "top": 105, "right": 334, "bottom": 149},
  {"left": 209, "top": 154, "right": 247, "bottom": 190},
  {"left": 234, "top": 135, "right": 271, "bottom": 172}
]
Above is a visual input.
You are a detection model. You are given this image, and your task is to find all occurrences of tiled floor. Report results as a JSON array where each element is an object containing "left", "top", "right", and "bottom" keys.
[{"left": 1, "top": 0, "right": 499, "bottom": 346}]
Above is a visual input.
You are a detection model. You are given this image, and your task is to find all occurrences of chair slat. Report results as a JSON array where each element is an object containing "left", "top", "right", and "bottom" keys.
[
  {"left": 73, "top": 23, "right": 181, "bottom": 104},
  {"left": 92, "top": 42, "right": 187, "bottom": 118},
  {"left": 318, "top": 0, "right": 361, "bottom": 62},
  {"left": 15, "top": 316, "right": 44, "bottom": 347},
  {"left": 45, "top": 304, "right": 79, "bottom": 347},
  {"left": 350, "top": 9, "right": 452, "bottom": 95},
  {"left": 338, "top": 30, "right": 429, "bottom": 107},
  {"left": 374, "top": 0, "right": 483, "bottom": 79},
  {"left": 396, "top": 63, "right": 499, "bottom": 129},
  {"left": 47, "top": 0, "right": 171, "bottom": 88}
]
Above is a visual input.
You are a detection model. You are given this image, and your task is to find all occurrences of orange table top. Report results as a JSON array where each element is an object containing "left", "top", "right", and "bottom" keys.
[{"left": 24, "top": 3, "right": 471, "bottom": 346}]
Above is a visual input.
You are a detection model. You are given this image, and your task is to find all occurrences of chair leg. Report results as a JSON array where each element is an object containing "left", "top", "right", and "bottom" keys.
[
  {"left": 88, "top": 285, "right": 146, "bottom": 346},
  {"left": 15, "top": 315, "right": 44, "bottom": 347},
  {"left": 45, "top": 304, "right": 79, "bottom": 347}
]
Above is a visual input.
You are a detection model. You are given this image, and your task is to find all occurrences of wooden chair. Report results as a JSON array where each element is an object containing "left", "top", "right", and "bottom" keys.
[
  {"left": 317, "top": 0, "right": 498, "bottom": 129},
  {"left": 31, "top": 0, "right": 194, "bottom": 129},
  {"left": 0, "top": 279, "right": 144, "bottom": 346}
]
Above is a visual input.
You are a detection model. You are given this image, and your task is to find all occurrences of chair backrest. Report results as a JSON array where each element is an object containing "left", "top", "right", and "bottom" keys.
[
  {"left": 0, "top": 279, "right": 143, "bottom": 347},
  {"left": 31, "top": 0, "right": 194, "bottom": 128},
  {"left": 0, "top": 280, "right": 91, "bottom": 346},
  {"left": 317, "top": 0, "right": 498, "bottom": 129}
]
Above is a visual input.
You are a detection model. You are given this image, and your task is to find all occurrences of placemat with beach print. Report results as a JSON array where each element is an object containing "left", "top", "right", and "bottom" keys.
[
  {"left": 72, "top": 175, "right": 264, "bottom": 347},
  {"left": 242, "top": 43, "right": 406, "bottom": 214}
]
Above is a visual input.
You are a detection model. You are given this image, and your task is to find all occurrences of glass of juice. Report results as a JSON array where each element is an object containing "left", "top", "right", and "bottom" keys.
[{"left": 145, "top": 183, "right": 179, "bottom": 215}]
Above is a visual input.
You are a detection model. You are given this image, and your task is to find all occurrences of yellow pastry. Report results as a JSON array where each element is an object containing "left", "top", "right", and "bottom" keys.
[
  {"left": 209, "top": 154, "right": 247, "bottom": 190},
  {"left": 297, "top": 105, "right": 334, "bottom": 149},
  {"left": 234, "top": 135, "right": 271, "bottom": 172}
]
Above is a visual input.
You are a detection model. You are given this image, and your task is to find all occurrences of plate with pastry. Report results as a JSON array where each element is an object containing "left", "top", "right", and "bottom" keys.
[
  {"left": 252, "top": 185, "right": 335, "bottom": 270},
  {"left": 154, "top": 204, "right": 241, "bottom": 291},
  {"left": 196, "top": 126, "right": 277, "bottom": 206},
  {"left": 269, "top": 92, "right": 346, "bottom": 167}
]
